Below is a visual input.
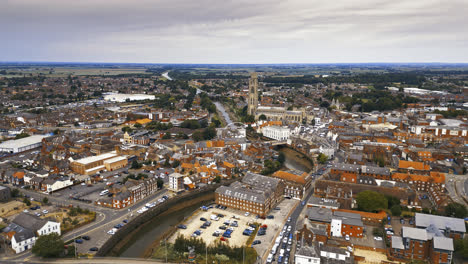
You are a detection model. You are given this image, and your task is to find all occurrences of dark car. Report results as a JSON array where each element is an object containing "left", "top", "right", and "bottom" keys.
[
  {"left": 219, "top": 225, "right": 227, "bottom": 230},
  {"left": 252, "top": 240, "right": 261, "bottom": 245},
  {"left": 114, "top": 224, "right": 123, "bottom": 229},
  {"left": 82, "top": 236, "right": 90, "bottom": 240},
  {"left": 123, "top": 219, "right": 128, "bottom": 223},
  {"left": 75, "top": 239, "right": 83, "bottom": 244},
  {"left": 217, "top": 213, "right": 224, "bottom": 218},
  {"left": 177, "top": 225, "right": 187, "bottom": 229},
  {"left": 89, "top": 247, "right": 99, "bottom": 251},
  {"left": 267, "top": 215, "right": 274, "bottom": 219},
  {"left": 200, "top": 217, "right": 207, "bottom": 221}
]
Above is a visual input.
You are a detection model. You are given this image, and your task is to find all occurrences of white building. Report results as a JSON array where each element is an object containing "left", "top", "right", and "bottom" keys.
[
  {"left": 103, "top": 93, "right": 155, "bottom": 102},
  {"left": 0, "top": 135, "right": 49, "bottom": 153},
  {"left": 262, "top": 126, "right": 290, "bottom": 141},
  {"left": 168, "top": 172, "right": 184, "bottom": 192},
  {"left": 295, "top": 246, "right": 320, "bottom": 264},
  {"left": 6, "top": 213, "right": 61, "bottom": 254}
]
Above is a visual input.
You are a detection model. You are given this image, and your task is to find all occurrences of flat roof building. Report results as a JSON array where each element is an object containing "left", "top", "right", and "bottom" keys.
[{"left": 0, "top": 135, "right": 49, "bottom": 153}]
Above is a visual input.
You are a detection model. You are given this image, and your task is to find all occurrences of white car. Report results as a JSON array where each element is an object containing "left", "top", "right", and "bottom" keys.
[
  {"left": 374, "top": 236, "right": 383, "bottom": 241},
  {"left": 42, "top": 210, "right": 49, "bottom": 214},
  {"left": 244, "top": 212, "right": 250, "bottom": 216},
  {"left": 345, "top": 235, "right": 350, "bottom": 241},
  {"left": 81, "top": 182, "right": 86, "bottom": 186},
  {"left": 107, "top": 229, "right": 116, "bottom": 235}
]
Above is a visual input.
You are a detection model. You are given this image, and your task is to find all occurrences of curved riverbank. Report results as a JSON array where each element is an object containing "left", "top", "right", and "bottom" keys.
[
  {"left": 121, "top": 194, "right": 214, "bottom": 258},
  {"left": 98, "top": 181, "right": 235, "bottom": 258},
  {"left": 277, "top": 146, "right": 314, "bottom": 173}
]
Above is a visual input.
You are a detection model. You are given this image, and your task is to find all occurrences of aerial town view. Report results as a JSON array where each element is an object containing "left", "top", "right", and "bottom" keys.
[{"left": 1, "top": 1, "right": 468, "bottom": 264}]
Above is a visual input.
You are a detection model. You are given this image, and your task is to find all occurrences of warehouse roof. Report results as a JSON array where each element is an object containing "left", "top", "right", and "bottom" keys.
[
  {"left": 0, "top": 135, "right": 49, "bottom": 149},
  {"left": 74, "top": 152, "right": 117, "bottom": 165}
]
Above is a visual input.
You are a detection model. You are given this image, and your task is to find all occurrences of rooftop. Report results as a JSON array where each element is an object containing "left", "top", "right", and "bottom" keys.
[{"left": 0, "top": 135, "right": 49, "bottom": 149}]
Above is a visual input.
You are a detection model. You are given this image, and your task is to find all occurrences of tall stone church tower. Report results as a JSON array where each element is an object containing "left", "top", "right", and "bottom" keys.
[{"left": 247, "top": 72, "right": 258, "bottom": 116}]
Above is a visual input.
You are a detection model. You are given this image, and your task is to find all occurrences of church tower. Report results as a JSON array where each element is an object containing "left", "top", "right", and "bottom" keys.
[{"left": 247, "top": 72, "right": 258, "bottom": 116}]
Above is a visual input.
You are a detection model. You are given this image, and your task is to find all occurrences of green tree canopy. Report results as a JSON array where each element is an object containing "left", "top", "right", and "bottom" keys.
[
  {"left": 32, "top": 233, "right": 64, "bottom": 258},
  {"left": 391, "top": 205, "right": 402, "bottom": 216},
  {"left": 317, "top": 153, "right": 328, "bottom": 164},
  {"left": 444, "top": 202, "right": 468, "bottom": 218},
  {"left": 356, "top": 190, "right": 388, "bottom": 212}
]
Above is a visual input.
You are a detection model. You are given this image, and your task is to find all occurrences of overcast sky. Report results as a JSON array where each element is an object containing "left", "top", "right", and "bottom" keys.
[{"left": 1, "top": 0, "right": 467, "bottom": 63}]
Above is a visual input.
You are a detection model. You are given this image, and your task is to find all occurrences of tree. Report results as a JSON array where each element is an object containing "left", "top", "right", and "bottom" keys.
[
  {"left": 391, "top": 205, "right": 402, "bottom": 216},
  {"left": 42, "top": 197, "right": 49, "bottom": 205},
  {"left": 454, "top": 236, "right": 468, "bottom": 260},
  {"left": 11, "top": 188, "right": 20, "bottom": 198},
  {"left": 317, "top": 153, "right": 328, "bottom": 164},
  {"left": 23, "top": 197, "right": 31, "bottom": 206},
  {"left": 32, "top": 233, "right": 64, "bottom": 258},
  {"left": 202, "top": 127, "right": 216, "bottom": 140},
  {"left": 243, "top": 114, "right": 255, "bottom": 123},
  {"left": 157, "top": 178, "right": 164, "bottom": 189},
  {"left": 192, "top": 131, "right": 204, "bottom": 142},
  {"left": 131, "top": 160, "right": 142, "bottom": 169},
  {"left": 15, "top": 133, "right": 30, "bottom": 140},
  {"left": 277, "top": 152, "right": 286, "bottom": 164},
  {"left": 122, "top": 126, "right": 132, "bottom": 133},
  {"left": 162, "top": 132, "right": 171, "bottom": 139},
  {"left": 259, "top": 114, "right": 267, "bottom": 121},
  {"left": 172, "top": 160, "right": 180, "bottom": 168},
  {"left": 214, "top": 175, "right": 221, "bottom": 183},
  {"left": 356, "top": 190, "right": 388, "bottom": 212},
  {"left": 444, "top": 202, "right": 468, "bottom": 218}
]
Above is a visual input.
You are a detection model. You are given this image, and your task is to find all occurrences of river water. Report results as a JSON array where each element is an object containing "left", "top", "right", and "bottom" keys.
[
  {"left": 214, "top": 102, "right": 232, "bottom": 125},
  {"left": 119, "top": 201, "right": 210, "bottom": 258}
]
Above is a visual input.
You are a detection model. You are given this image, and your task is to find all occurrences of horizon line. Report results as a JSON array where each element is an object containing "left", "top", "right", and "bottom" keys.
[{"left": 1, "top": 61, "right": 468, "bottom": 65}]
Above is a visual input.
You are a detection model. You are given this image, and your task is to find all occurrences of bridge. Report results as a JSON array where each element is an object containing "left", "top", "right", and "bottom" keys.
[{"left": 269, "top": 140, "right": 288, "bottom": 146}]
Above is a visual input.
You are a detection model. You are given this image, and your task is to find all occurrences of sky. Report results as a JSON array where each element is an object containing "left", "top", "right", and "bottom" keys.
[{"left": 1, "top": 0, "right": 468, "bottom": 64}]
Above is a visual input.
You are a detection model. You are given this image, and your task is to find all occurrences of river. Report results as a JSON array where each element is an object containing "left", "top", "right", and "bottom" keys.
[
  {"left": 214, "top": 101, "right": 232, "bottom": 125},
  {"left": 118, "top": 200, "right": 210, "bottom": 258},
  {"left": 278, "top": 146, "right": 314, "bottom": 173}
]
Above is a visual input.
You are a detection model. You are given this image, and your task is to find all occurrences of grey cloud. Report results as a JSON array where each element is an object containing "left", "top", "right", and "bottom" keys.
[{"left": 0, "top": 0, "right": 467, "bottom": 63}]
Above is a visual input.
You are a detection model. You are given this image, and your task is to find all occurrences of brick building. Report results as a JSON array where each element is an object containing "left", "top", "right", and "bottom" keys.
[
  {"left": 215, "top": 172, "right": 284, "bottom": 217},
  {"left": 272, "top": 169, "right": 312, "bottom": 199}
]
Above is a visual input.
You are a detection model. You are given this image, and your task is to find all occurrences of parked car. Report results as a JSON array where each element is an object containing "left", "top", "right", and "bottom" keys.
[
  {"left": 200, "top": 217, "right": 207, "bottom": 221},
  {"left": 252, "top": 240, "right": 261, "bottom": 245},
  {"left": 177, "top": 225, "right": 187, "bottom": 229},
  {"left": 75, "top": 239, "right": 83, "bottom": 244},
  {"left": 42, "top": 210, "right": 49, "bottom": 214},
  {"left": 90, "top": 247, "right": 99, "bottom": 251},
  {"left": 345, "top": 235, "right": 350, "bottom": 241},
  {"left": 82, "top": 236, "right": 90, "bottom": 240},
  {"left": 267, "top": 215, "right": 274, "bottom": 219},
  {"left": 374, "top": 236, "right": 383, "bottom": 241}
]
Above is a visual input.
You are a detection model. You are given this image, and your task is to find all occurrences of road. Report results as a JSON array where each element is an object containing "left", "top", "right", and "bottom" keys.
[
  {"left": 445, "top": 174, "right": 468, "bottom": 206},
  {"left": 161, "top": 71, "right": 172, "bottom": 81},
  {"left": 1, "top": 186, "right": 168, "bottom": 262}
]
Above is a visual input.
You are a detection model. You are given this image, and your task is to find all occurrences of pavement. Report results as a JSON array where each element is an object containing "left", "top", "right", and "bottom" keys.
[{"left": 445, "top": 174, "right": 468, "bottom": 206}]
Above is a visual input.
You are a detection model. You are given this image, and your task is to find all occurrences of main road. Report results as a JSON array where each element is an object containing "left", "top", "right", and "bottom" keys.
[{"left": 2, "top": 187, "right": 168, "bottom": 262}]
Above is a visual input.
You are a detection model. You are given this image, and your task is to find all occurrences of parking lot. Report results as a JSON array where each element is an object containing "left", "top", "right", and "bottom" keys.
[
  {"left": 349, "top": 225, "right": 386, "bottom": 249},
  {"left": 170, "top": 198, "right": 299, "bottom": 251},
  {"left": 51, "top": 167, "right": 170, "bottom": 204}
]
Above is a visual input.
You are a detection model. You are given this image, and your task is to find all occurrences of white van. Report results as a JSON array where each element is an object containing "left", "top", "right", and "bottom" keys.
[
  {"left": 210, "top": 215, "right": 219, "bottom": 221},
  {"left": 100, "top": 190, "right": 109, "bottom": 196},
  {"left": 266, "top": 254, "right": 273, "bottom": 263}
]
